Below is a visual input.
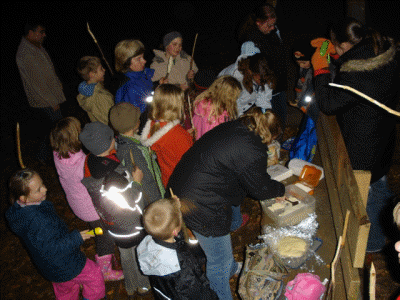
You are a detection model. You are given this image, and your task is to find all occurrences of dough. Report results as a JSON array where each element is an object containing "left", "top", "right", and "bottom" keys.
[{"left": 275, "top": 236, "right": 308, "bottom": 258}]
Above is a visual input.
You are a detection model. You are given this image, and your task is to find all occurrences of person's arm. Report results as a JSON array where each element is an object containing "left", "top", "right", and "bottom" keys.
[{"left": 232, "top": 138, "right": 285, "bottom": 200}]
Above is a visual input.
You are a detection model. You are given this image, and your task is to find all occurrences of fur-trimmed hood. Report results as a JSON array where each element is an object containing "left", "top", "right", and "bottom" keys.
[
  {"left": 340, "top": 39, "right": 398, "bottom": 73},
  {"left": 140, "top": 119, "right": 181, "bottom": 147}
]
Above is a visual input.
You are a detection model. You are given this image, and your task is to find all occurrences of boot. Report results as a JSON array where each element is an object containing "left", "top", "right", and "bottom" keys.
[{"left": 95, "top": 254, "right": 124, "bottom": 281}]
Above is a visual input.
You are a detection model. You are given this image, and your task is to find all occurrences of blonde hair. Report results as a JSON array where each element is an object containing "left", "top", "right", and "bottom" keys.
[
  {"left": 77, "top": 56, "right": 101, "bottom": 81},
  {"left": 9, "top": 168, "right": 39, "bottom": 205},
  {"left": 114, "top": 40, "right": 145, "bottom": 73},
  {"left": 143, "top": 198, "right": 182, "bottom": 241},
  {"left": 194, "top": 75, "right": 242, "bottom": 124},
  {"left": 149, "top": 84, "right": 184, "bottom": 137},
  {"left": 239, "top": 107, "right": 282, "bottom": 145},
  {"left": 50, "top": 117, "right": 82, "bottom": 159}
]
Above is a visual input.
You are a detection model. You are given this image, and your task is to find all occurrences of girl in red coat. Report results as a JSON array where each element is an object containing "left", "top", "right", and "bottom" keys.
[{"left": 141, "top": 84, "right": 194, "bottom": 187}]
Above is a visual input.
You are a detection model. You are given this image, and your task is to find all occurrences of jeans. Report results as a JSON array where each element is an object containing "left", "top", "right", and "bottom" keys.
[
  {"left": 193, "top": 231, "right": 238, "bottom": 300},
  {"left": 366, "top": 175, "right": 395, "bottom": 252},
  {"left": 271, "top": 91, "right": 287, "bottom": 134},
  {"left": 230, "top": 205, "right": 243, "bottom": 232}
]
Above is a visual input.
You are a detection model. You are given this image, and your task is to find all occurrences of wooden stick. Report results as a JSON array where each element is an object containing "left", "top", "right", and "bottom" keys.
[
  {"left": 187, "top": 94, "right": 195, "bottom": 129},
  {"left": 325, "top": 210, "right": 350, "bottom": 300},
  {"left": 369, "top": 262, "right": 376, "bottom": 300},
  {"left": 129, "top": 149, "right": 136, "bottom": 169},
  {"left": 87, "top": 22, "right": 114, "bottom": 76},
  {"left": 189, "top": 33, "right": 198, "bottom": 71},
  {"left": 329, "top": 83, "right": 400, "bottom": 117},
  {"left": 16, "top": 123, "right": 26, "bottom": 169}
]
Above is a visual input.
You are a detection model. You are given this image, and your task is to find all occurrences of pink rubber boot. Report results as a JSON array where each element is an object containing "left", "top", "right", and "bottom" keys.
[{"left": 95, "top": 254, "right": 124, "bottom": 281}]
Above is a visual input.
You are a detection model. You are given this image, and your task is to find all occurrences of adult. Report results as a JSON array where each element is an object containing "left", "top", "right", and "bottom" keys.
[
  {"left": 114, "top": 40, "right": 157, "bottom": 132},
  {"left": 238, "top": 2, "right": 289, "bottom": 130},
  {"left": 150, "top": 31, "right": 198, "bottom": 91},
  {"left": 167, "top": 107, "right": 285, "bottom": 300},
  {"left": 312, "top": 17, "right": 399, "bottom": 252},
  {"left": 219, "top": 41, "right": 276, "bottom": 116},
  {"left": 16, "top": 22, "right": 66, "bottom": 161}
]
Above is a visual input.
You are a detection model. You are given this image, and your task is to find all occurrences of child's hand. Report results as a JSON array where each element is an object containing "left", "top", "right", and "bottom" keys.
[
  {"left": 187, "top": 70, "right": 195, "bottom": 80},
  {"left": 187, "top": 128, "right": 196, "bottom": 140},
  {"left": 80, "top": 230, "right": 93, "bottom": 241},
  {"left": 132, "top": 166, "right": 144, "bottom": 184},
  {"left": 180, "top": 83, "right": 189, "bottom": 91},
  {"left": 395, "top": 241, "right": 400, "bottom": 263},
  {"left": 160, "top": 77, "right": 169, "bottom": 85}
]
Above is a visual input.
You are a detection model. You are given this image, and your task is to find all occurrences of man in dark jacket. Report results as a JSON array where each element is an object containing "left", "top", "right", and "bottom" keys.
[{"left": 167, "top": 108, "right": 285, "bottom": 300}]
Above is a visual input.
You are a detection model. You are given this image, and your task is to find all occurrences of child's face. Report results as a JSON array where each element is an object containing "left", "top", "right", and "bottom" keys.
[
  {"left": 165, "top": 37, "right": 183, "bottom": 58},
  {"left": 129, "top": 54, "right": 146, "bottom": 72},
  {"left": 90, "top": 65, "right": 105, "bottom": 83},
  {"left": 21, "top": 174, "right": 47, "bottom": 204},
  {"left": 296, "top": 60, "right": 311, "bottom": 69}
]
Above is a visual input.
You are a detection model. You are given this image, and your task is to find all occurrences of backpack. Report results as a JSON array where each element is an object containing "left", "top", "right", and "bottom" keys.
[{"left": 239, "top": 244, "right": 289, "bottom": 300}]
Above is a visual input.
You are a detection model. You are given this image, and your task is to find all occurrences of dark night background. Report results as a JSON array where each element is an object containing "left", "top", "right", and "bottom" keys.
[{"left": 1, "top": 0, "right": 400, "bottom": 170}]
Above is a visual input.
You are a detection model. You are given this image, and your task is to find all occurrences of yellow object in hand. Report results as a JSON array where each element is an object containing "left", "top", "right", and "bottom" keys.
[{"left": 87, "top": 227, "right": 103, "bottom": 236}]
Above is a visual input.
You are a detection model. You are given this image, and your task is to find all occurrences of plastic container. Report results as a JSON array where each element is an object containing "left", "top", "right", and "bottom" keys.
[
  {"left": 278, "top": 237, "right": 323, "bottom": 269},
  {"left": 261, "top": 184, "right": 316, "bottom": 227}
]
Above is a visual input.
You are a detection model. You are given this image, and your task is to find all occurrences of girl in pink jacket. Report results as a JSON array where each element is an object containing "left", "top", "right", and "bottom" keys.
[
  {"left": 50, "top": 116, "right": 124, "bottom": 282},
  {"left": 192, "top": 75, "right": 242, "bottom": 140}
]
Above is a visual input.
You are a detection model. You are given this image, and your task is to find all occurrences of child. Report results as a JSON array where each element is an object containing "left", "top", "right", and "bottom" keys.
[
  {"left": 79, "top": 121, "right": 152, "bottom": 296},
  {"left": 77, "top": 56, "right": 114, "bottom": 125},
  {"left": 109, "top": 102, "right": 165, "bottom": 201},
  {"left": 137, "top": 197, "right": 219, "bottom": 300},
  {"left": 151, "top": 31, "right": 198, "bottom": 91},
  {"left": 141, "top": 84, "right": 194, "bottom": 187},
  {"left": 192, "top": 75, "right": 242, "bottom": 140},
  {"left": 5, "top": 168, "right": 106, "bottom": 300},
  {"left": 50, "top": 117, "right": 124, "bottom": 281}
]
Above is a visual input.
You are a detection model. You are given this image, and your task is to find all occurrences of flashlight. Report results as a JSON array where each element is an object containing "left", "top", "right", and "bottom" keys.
[
  {"left": 87, "top": 227, "right": 103, "bottom": 236},
  {"left": 146, "top": 91, "right": 154, "bottom": 103}
]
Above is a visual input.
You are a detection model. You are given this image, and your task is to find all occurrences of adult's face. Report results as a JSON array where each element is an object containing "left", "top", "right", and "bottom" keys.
[
  {"left": 165, "top": 37, "right": 183, "bottom": 58},
  {"left": 129, "top": 53, "right": 146, "bottom": 72},
  {"left": 256, "top": 17, "right": 276, "bottom": 35},
  {"left": 27, "top": 25, "right": 46, "bottom": 46}
]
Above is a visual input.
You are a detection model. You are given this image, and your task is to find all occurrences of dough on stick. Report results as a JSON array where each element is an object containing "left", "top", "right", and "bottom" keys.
[{"left": 276, "top": 236, "right": 308, "bottom": 258}]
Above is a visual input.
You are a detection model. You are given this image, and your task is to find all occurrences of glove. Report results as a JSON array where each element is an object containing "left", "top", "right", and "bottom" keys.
[{"left": 311, "top": 38, "right": 336, "bottom": 76}]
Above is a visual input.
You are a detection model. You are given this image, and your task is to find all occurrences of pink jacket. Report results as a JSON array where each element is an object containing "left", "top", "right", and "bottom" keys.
[
  {"left": 193, "top": 99, "right": 229, "bottom": 140},
  {"left": 53, "top": 150, "right": 99, "bottom": 222}
]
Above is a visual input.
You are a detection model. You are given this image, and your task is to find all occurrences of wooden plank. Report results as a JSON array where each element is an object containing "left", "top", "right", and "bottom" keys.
[
  {"left": 353, "top": 170, "right": 371, "bottom": 208},
  {"left": 317, "top": 123, "right": 361, "bottom": 298},
  {"left": 318, "top": 114, "right": 370, "bottom": 268}
]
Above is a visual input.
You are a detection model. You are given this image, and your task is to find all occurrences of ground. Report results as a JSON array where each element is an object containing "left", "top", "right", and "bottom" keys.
[{"left": 2, "top": 108, "right": 400, "bottom": 299}]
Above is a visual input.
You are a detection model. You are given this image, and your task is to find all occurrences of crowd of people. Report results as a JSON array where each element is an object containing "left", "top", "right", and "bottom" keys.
[{"left": 7, "top": 2, "right": 400, "bottom": 299}]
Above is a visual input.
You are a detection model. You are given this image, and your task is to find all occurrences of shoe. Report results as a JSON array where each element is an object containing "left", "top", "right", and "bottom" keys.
[
  {"left": 234, "top": 261, "right": 243, "bottom": 276},
  {"left": 95, "top": 254, "right": 124, "bottom": 281}
]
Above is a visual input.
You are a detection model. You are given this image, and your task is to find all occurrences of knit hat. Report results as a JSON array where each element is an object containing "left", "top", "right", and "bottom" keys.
[
  {"left": 163, "top": 31, "right": 182, "bottom": 48},
  {"left": 194, "top": 69, "right": 217, "bottom": 91},
  {"left": 109, "top": 102, "right": 141, "bottom": 134},
  {"left": 240, "top": 41, "right": 261, "bottom": 57},
  {"left": 293, "top": 39, "right": 314, "bottom": 61},
  {"left": 79, "top": 122, "right": 114, "bottom": 155}
]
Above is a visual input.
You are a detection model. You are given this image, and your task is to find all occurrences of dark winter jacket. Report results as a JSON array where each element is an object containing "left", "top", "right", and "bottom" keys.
[
  {"left": 246, "top": 27, "right": 289, "bottom": 93},
  {"left": 137, "top": 234, "right": 218, "bottom": 300},
  {"left": 82, "top": 153, "right": 151, "bottom": 248},
  {"left": 167, "top": 120, "right": 285, "bottom": 237},
  {"left": 314, "top": 39, "right": 399, "bottom": 183},
  {"left": 115, "top": 134, "right": 165, "bottom": 202},
  {"left": 5, "top": 200, "right": 86, "bottom": 283}
]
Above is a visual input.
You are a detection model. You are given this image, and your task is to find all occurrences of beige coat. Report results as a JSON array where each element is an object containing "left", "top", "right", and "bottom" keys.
[
  {"left": 77, "top": 83, "right": 114, "bottom": 124},
  {"left": 150, "top": 50, "right": 198, "bottom": 85},
  {"left": 16, "top": 37, "right": 66, "bottom": 108}
]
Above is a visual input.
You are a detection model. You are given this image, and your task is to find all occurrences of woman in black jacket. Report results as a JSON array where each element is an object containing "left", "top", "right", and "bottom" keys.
[
  {"left": 167, "top": 107, "right": 285, "bottom": 300},
  {"left": 312, "top": 17, "right": 399, "bottom": 252}
]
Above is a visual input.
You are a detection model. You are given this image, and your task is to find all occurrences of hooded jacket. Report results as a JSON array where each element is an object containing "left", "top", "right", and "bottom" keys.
[
  {"left": 167, "top": 120, "right": 285, "bottom": 237},
  {"left": 53, "top": 150, "right": 100, "bottom": 222},
  {"left": 314, "top": 39, "right": 399, "bottom": 183},
  {"left": 137, "top": 234, "right": 218, "bottom": 300},
  {"left": 6, "top": 200, "right": 86, "bottom": 283}
]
